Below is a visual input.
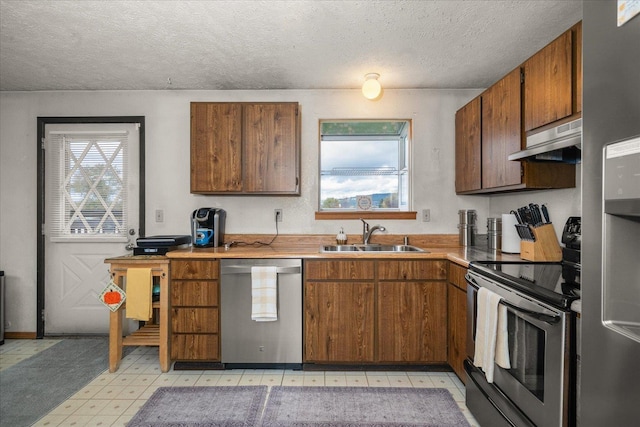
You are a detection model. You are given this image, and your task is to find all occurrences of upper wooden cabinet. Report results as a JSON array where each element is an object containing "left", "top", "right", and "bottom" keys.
[
  {"left": 190, "top": 102, "right": 300, "bottom": 195},
  {"left": 455, "top": 22, "right": 580, "bottom": 195},
  {"left": 481, "top": 68, "right": 523, "bottom": 189},
  {"left": 455, "top": 97, "right": 481, "bottom": 193},
  {"left": 524, "top": 22, "right": 582, "bottom": 132}
]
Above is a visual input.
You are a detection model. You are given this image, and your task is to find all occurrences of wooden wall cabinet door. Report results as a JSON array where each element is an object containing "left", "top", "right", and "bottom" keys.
[
  {"left": 481, "top": 68, "right": 523, "bottom": 189},
  {"left": 304, "top": 281, "right": 375, "bottom": 363},
  {"left": 523, "top": 28, "right": 573, "bottom": 132},
  {"left": 191, "top": 103, "right": 242, "bottom": 193},
  {"left": 243, "top": 103, "right": 300, "bottom": 194},
  {"left": 447, "top": 263, "right": 468, "bottom": 383},
  {"left": 170, "top": 259, "right": 220, "bottom": 362},
  {"left": 378, "top": 281, "right": 447, "bottom": 363},
  {"left": 190, "top": 102, "right": 300, "bottom": 195},
  {"left": 455, "top": 97, "right": 481, "bottom": 193}
]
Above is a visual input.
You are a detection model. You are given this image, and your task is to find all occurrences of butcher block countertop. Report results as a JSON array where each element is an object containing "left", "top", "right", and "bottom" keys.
[{"left": 163, "top": 234, "right": 523, "bottom": 267}]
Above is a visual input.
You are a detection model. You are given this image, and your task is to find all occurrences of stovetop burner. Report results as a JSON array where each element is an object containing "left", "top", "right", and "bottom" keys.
[{"left": 469, "top": 260, "right": 580, "bottom": 310}]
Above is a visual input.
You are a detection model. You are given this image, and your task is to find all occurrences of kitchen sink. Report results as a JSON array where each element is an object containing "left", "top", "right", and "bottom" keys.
[{"left": 320, "top": 244, "right": 426, "bottom": 253}]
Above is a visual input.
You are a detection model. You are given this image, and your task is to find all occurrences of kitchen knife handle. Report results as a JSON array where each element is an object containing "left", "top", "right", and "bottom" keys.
[
  {"left": 541, "top": 204, "right": 550, "bottom": 223},
  {"left": 511, "top": 210, "right": 523, "bottom": 224}
]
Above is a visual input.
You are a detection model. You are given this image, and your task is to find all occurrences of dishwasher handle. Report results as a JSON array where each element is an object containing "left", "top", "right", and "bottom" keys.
[{"left": 221, "top": 265, "right": 301, "bottom": 275}]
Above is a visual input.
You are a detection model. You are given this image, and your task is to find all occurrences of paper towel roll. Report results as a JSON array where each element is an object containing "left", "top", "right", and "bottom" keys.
[{"left": 501, "top": 213, "right": 521, "bottom": 254}]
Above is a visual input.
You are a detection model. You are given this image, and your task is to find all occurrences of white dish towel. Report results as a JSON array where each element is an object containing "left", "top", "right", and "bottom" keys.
[
  {"left": 474, "top": 287, "right": 511, "bottom": 383},
  {"left": 251, "top": 266, "right": 278, "bottom": 322}
]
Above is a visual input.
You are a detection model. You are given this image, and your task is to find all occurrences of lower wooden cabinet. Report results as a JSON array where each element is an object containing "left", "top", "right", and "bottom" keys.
[
  {"left": 447, "top": 262, "right": 468, "bottom": 383},
  {"left": 304, "top": 281, "right": 375, "bottom": 362},
  {"left": 378, "top": 281, "right": 447, "bottom": 362},
  {"left": 170, "top": 259, "right": 220, "bottom": 361},
  {"left": 304, "top": 259, "right": 448, "bottom": 364}
]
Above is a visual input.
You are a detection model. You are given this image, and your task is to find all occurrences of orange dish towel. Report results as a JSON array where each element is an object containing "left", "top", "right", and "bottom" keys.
[
  {"left": 251, "top": 266, "right": 278, "bottom": 321},
  {"left": 125, "top": 268, "right": 153, "bottom": 321}
]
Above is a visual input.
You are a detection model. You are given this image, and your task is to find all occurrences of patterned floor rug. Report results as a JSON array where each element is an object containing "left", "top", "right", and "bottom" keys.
[
  {"left": 128, "top": 385, "right": 469, "bottom": 427},
  {"left": 127, "top": 386, "right": 268, "bottom": 427},
  {"left": 261, "top": 386, "right": 470, "bottom": 427}
]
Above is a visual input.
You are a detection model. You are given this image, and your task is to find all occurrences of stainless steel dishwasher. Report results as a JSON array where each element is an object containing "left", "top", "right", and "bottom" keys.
[{"left": 220, "top": 258, "right": 302, "bottom": 369}]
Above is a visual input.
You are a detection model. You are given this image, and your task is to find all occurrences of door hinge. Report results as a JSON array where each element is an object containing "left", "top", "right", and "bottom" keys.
[
  {"left": 41, "top": 137, "right": 46, "bottom": 150},
  {"left": 41, "top": 308, "right": 45, "bottom": 322},
  {"left": 520, "top": 70, "right": 525, "bottom": 84}
]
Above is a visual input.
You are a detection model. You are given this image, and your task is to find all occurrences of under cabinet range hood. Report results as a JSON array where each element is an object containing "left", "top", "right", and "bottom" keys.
[{"left": 509, "top": 118, "right": 582, "bottom": 162}]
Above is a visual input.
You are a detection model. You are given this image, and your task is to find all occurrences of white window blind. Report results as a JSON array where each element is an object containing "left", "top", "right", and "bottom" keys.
[{"left": 47, "top": 131, "right": 129, "bottom": 239}]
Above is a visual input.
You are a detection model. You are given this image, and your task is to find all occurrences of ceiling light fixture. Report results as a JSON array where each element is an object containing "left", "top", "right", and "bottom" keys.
[{"left": 362, "top": 73, "right": 382, "bottom": 100}]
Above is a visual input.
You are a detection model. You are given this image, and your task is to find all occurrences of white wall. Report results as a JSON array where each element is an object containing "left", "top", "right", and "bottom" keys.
[{"left": 0, "top": 88, "right": 579, "bottom": 333}]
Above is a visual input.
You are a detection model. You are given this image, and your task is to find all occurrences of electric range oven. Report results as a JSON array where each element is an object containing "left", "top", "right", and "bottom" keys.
[{"left": 465, "top": 261, "right": 580, "bottom": 427}]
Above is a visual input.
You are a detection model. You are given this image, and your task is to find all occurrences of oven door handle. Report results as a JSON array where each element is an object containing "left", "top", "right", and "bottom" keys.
[
  {"left": 466, "top": 275, "right": 561, "bottom": 325},
  {"left": 499, "top": 300, "right": 561, "bottom": 324}
]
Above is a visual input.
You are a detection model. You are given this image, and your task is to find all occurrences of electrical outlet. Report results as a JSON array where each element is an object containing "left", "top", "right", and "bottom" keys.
[
  {"left": 155, "top": 209, "right": 164, "bottom": 223},
  {"left": 422, "top": 209, "right": 431, "bottom": 222},
  {"left": 274, "top": 209, "right": 283, "bottom": 222}
]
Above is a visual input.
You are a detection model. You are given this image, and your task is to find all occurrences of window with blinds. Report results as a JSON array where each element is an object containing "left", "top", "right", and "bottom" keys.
[{"left": 47, "top": 131, "right": 129, "bottom": 240}]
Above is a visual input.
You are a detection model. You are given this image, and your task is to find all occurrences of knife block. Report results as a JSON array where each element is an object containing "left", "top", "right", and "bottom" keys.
[{"left": 520, "top": 224, "right": 562, "bottom": 261}]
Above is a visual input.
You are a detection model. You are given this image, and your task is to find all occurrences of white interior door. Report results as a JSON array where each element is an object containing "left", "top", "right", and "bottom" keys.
[{"left": 44, "top": 123, "right": 140, "bottom": 334}]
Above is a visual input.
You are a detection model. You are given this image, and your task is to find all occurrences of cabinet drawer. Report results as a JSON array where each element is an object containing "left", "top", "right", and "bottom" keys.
[
  {"left": 171, "top": 308, "right": 219, "bottom": 333},
  {"left": 305, "top": 260, "right": 375, "bottom": 280},
  {"left": 171, "top": 334, "right": 219, "bottom": 361},
  {"left": 171, "top": 281, "right": 218, "bottom": 306},
  {"left": 171, "top": 260, "right": 219, "bottom": 280},
  {"left": 378, "top": 260, "right": 447, "bottom": 280}
]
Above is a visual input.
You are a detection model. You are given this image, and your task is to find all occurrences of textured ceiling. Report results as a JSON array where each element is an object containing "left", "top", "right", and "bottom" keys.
[{"left": 0, "top": 0, "right": 582, "bottom": 91}]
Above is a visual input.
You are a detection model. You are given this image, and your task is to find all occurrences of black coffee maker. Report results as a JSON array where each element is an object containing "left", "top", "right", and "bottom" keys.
[{"left": 191, "top": 208, "right": 226, "bottom": 248}]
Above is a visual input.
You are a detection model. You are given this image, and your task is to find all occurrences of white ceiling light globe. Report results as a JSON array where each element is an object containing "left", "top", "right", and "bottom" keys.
[{"left": 362, "top": 73, "right": 382, "bottom": 100}]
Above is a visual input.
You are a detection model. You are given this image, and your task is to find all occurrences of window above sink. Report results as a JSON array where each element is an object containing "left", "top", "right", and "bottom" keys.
[{"left": 316, "top": 119, "right": 416, "bottom": 221}]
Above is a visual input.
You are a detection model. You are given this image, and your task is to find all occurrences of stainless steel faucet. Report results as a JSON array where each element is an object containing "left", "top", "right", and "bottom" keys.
[{"left": 360, "top": 218, "right": 386, "bottom": 244}]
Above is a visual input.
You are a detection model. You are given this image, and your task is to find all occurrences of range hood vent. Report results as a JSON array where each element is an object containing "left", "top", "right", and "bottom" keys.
[{"left": 509, "top": 118, "right": 582, "bottom": 163}]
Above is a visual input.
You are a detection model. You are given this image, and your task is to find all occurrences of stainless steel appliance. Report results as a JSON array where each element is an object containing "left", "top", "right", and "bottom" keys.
[
  {"left": 191, "top": 208, "right": 226, "bottom": 248},
  {"left": 465, "top": 259, "right": 579, "bottom": 427},
  {"left": 508, "top": 118, "right": 582, "bottom": 162},
  {"left": 602, "top": 136, "right": 640, "bottom": 343},
  {"left": 582, "top": 2, "right": 640, "bottom": 426},
  {"left": 220, "top": 258, "right": 302, "bottom": 368}
]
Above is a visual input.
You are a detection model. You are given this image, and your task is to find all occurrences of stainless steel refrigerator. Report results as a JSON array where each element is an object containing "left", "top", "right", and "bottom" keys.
[{"left": 582, "top": 1, "right": 640, "bottom": 425}]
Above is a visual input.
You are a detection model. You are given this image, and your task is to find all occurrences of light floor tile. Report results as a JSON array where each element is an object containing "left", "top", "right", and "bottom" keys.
[
  {"left": 345, "top": 375, "right": 368, "bottom": 386},
  {"left": 239, "top": 374, "right": 263, "bottom": 385},
  {"left": 281, "top": 375, "right": 304, "bottom": 386},
  {"left": 74, "top": 399, "right": 111, "bottom": 416},
  {"left": 260, "top": 374, "right": 284, "bottom": 386},
  {"left": 367, "top": 375, "right": 391, "bottom": 387},
  {"left": 96, "top": 399, "right": 135, "bottom": 416},
  {"left": 303, "top": 375, "right": 324, "bottom": 386},
  {"left": 31, "top": 413, "right": 68, "bottom": 426},
  {"left": 195, "top": 374, "right": 222, "bottom": 386}
]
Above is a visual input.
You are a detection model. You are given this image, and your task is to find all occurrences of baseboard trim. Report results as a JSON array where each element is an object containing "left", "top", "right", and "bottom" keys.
[{"left": 5, "top": 332, "right": 37, "bottom": 339}]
